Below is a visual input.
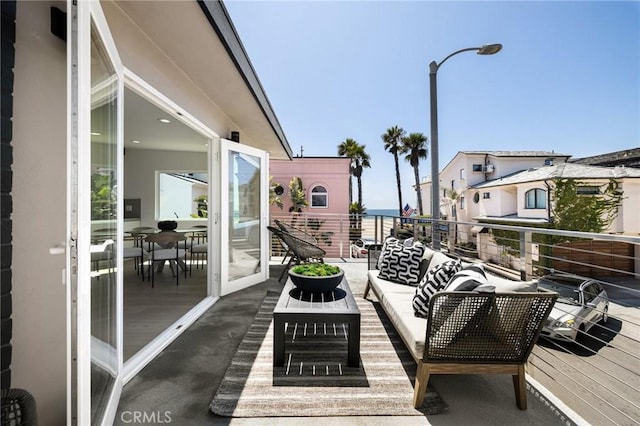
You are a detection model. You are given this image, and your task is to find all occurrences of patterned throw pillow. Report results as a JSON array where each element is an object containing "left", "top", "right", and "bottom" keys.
[
  {"left": 445, "top": 263, "right": 488, "bottom": 292},
  {"left": 413, "top": 259, "right": 462, "bottom": 318},
  {"left": 377, "top": 238, "right": 426, "bottom": 286}
]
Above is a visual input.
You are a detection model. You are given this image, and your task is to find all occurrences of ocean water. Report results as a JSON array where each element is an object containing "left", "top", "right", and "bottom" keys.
[{"left": 365, "top": 208, "right": 402, "bottom": 217}]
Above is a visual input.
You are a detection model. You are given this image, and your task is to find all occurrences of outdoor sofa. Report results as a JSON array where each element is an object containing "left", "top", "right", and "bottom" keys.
[{"left": 363, "top": 238, "right": 557, "bottom": 409}]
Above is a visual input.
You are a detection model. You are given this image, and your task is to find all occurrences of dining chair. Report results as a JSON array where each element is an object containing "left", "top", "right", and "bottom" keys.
[
  {"left": 188, "top": 227, "right": 208, "bottom": 276},
  {"left": 144, "top": 231, "right": 188, "bottom": 287}
]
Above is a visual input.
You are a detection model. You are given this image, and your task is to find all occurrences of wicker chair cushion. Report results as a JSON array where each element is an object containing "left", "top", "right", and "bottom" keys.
[
  {"left": 378, "top": 238, "right": 426, "bottom": 286},
  {"left": 413, "top": 259, "right": 462, "bottom": 318}
]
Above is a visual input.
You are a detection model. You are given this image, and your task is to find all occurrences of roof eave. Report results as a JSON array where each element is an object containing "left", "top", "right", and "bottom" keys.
[{"left": 198, "top": 0, "right": 293, "bottom": 159}]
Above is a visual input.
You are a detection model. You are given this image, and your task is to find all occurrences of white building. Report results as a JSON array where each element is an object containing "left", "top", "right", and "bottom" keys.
[{"left": 419, "top": 150, "right": 640, "bottom": 237}]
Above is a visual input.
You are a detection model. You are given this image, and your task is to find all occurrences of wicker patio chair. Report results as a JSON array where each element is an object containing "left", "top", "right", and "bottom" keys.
[
  {"left": 267, "top": 226, "right": 326, "bottom": 282},
  {"left": 412, "top": 291, "right": 557, "bottom": 409},
  {"left": 273, "top": 219, "right": 317, "bottom": 264}
]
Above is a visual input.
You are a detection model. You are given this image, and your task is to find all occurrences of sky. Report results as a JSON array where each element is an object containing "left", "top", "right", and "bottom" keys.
[{"left": 224, "top": 0, "right": 640, "bottom": 210}]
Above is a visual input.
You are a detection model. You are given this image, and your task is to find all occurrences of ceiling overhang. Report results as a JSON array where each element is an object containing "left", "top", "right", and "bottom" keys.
[{"left": 110, "top": 0, "right": 292, "bottom": 159}]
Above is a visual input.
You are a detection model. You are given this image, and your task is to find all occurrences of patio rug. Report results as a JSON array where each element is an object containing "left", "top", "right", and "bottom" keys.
[{"left": 209, "top": 291, "right": 448, "bottom": 417}]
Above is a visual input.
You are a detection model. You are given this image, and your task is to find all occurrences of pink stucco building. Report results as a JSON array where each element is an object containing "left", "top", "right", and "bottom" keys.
[{"left": 269, "top": 157, "right": 351, "bottom": 215}]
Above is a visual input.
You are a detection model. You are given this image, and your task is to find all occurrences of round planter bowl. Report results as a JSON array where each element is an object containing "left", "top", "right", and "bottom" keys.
[{"left": 288, "top": 268, "right": 344, "bottom": 294}]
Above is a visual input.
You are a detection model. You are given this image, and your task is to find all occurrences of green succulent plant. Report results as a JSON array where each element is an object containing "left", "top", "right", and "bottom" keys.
[{"left": 290, "top": 264, "right": 341, "bottom": 277}]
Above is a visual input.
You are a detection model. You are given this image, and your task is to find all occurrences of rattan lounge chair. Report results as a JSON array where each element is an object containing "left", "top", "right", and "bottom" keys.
[
  {"left": 273, "top": 219, "right": 317, "bottom": 264},
  {"left": 413, "top": 291, "right": 557, "bottom": 409},
  {"left": 267, "top": 226, "right": 326, "bottom": 282}
]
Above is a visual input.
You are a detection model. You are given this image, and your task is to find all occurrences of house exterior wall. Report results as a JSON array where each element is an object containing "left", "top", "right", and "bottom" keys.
[
  {"left": 437, "top": 152, "right": 569, "bottom": 222},
  {"left": 516, "top": 182, "right": 550, "bottom": 219},
  {"left": 269, "top": 158, "right": 351, "bottom": 215},
  {"left": 11, "top": 2, "right": 68, "bottom": 422},
  {"left": 481, "top": 154, "right": 566, "bottom": 179},
  {"left": 619, "top": 179, "right": 640, "bottom": 235}
]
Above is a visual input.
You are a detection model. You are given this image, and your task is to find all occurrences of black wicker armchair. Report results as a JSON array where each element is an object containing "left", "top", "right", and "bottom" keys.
[
  {"left": 273, "top": 219, "right": 317, "bottom": 264},
  {"left": 267, "top": 226, "right": 326, "bottom": 282}
]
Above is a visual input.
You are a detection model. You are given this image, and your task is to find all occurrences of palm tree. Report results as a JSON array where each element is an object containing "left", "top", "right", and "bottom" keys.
[
  {"left": 350, "top": 143, "right": 371, "bottom": 209},
  {"left": 337, "top": 138, "right": 359, "bottom": 204},
  {"left": 338, "top": 138, "right": 371, "bottom": 207},
  {"left": 381, "top": 125, "right": 406, "bottom": 216},
  {"left": 400, "top": 132, "right": 428, "bottom": 216}
]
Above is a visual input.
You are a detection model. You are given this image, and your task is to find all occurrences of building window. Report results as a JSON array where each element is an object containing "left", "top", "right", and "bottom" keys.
[
  {"left": 525, "top": 188, "right": 546, "bottom": 209},
  {"left": 460, "top": 196, "right": 465, "bottom": 210},
  {"left": 544, "top": 158, "right": 554, "bottom": 166},
  {"left": 473, "top": 192, "right": 480, "bottom": 203},
  {"left": 483, "top": 192, "right": 490, "bottom": 199},
  {"left": 460, "top": 168, "right": 465, "bottom": 180},
  {"left": 577, "top": 186, "right": 600, "bottom": 195},
  {"left": 472, "top": 164, "right": 483, "bottom": 172},
  {"left": 311, "top": 185, "right": 328, "bottom": 208},
  {"left": 451, "top": 180, "right": 455, "bottom": 190}
]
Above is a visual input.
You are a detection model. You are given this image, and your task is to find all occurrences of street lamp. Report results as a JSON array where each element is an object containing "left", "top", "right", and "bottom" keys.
[{"left": 429, "top": 43, "right": 502, "bottom": 249}]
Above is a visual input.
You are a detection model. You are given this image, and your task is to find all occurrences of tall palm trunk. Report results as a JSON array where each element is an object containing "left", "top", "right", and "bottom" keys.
[
  {"left": 413, "top": 165, "right": 423, "bottom": 216},
  {"left": 393, "top": 152, "right": 403, "bottom": 216}
]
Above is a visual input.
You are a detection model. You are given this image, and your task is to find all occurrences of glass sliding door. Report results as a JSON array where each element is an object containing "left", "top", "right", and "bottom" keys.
[
  {"left": 89, "top": 21, "right": 120, "bottom": 424},
  {"left": 70, "top": 2, "right": 124, "bottom": 424},
  {"left": 220, "top": 139, "right": 268, "bottom": 295}
]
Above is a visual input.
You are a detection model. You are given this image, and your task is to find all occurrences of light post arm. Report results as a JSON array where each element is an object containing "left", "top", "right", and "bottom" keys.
[{"left": 428, "top": 44, "right": 502, "bottom": 249}]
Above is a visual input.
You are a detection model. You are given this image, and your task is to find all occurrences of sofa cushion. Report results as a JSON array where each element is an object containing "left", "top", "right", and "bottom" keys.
[
  {"left": 382, "top": 291, "right": 427, "bottom": 361},
  {"left": 412, "top": 259, "right": 462, "bottom": 318},
  {"left": 476, "top": 275, "right": 538, "bottom": 293},
  {"left": 368, "top": 270, "right": 417, "bottom": 303},
  {"left": 427, "top": 251, "right": 455, "bottom": 271},
  {"left": 377, "top": 238, "right": 426, "bottom": 286}
]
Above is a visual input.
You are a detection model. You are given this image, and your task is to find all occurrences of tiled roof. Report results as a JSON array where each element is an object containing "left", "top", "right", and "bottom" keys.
[
  {"left": 472, "top": 163, "right": 640, "bottom": 189},
  {"left": 459, "top": 150, "right": 571, "bottom": 157},
  {"left": 570, "top": 148, "right": 640, "bottom": 168}
]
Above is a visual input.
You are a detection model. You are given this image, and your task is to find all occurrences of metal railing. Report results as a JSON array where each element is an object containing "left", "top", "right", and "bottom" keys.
[{"left": 269, "top": 212, "right": 640, "bottom": 425}]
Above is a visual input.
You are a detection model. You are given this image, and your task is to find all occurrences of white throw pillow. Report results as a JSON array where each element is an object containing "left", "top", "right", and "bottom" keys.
[{"left": 378, "top": 238, "right": 426, "bottom": 286}]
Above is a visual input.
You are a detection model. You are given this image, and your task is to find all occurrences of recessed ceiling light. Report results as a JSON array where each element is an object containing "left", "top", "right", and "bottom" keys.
[
  {"left": 91, "top": 132, "right": 101, "bottom": 136},
  {"left": 158, "top": 118, "right": 171, "bottom": 123},
  {"left": 131, "top": 140, "right": 141, "bottom": 144}
]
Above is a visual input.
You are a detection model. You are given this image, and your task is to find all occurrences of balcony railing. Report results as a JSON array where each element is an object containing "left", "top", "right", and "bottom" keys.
[{"left": 269, "top": 211, "right": 640, "bottom": 425}]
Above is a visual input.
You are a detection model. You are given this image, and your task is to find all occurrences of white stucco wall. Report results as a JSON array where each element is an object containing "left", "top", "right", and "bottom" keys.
[
  {"left": 124, "top": 149, "right": 208, "bottom": 228},
  {"left": 12, "top": 2, "right": 68, "bottom": 422}
]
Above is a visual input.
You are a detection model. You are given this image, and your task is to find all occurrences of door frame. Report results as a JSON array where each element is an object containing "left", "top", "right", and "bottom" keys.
[
  {"left": 69, "top": 1, "right": 125, "bottom": 424},
  {"left": 220, "top": 139, "right": 269, "bottom": 295}
]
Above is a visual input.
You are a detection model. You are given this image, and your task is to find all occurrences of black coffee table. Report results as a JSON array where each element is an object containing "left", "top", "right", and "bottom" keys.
[{"left": 273, "top": 276, "right": 361, "bottom": 367}]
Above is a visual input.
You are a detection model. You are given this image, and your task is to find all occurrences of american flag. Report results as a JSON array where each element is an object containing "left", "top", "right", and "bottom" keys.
[{"left": 402, "top": 203, "right": 415, "bottom": 217}]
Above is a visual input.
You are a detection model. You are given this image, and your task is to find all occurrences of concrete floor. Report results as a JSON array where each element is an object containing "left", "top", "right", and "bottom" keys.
[{"left": 114, "top": 260, "right": 587, "bottom": 426}]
